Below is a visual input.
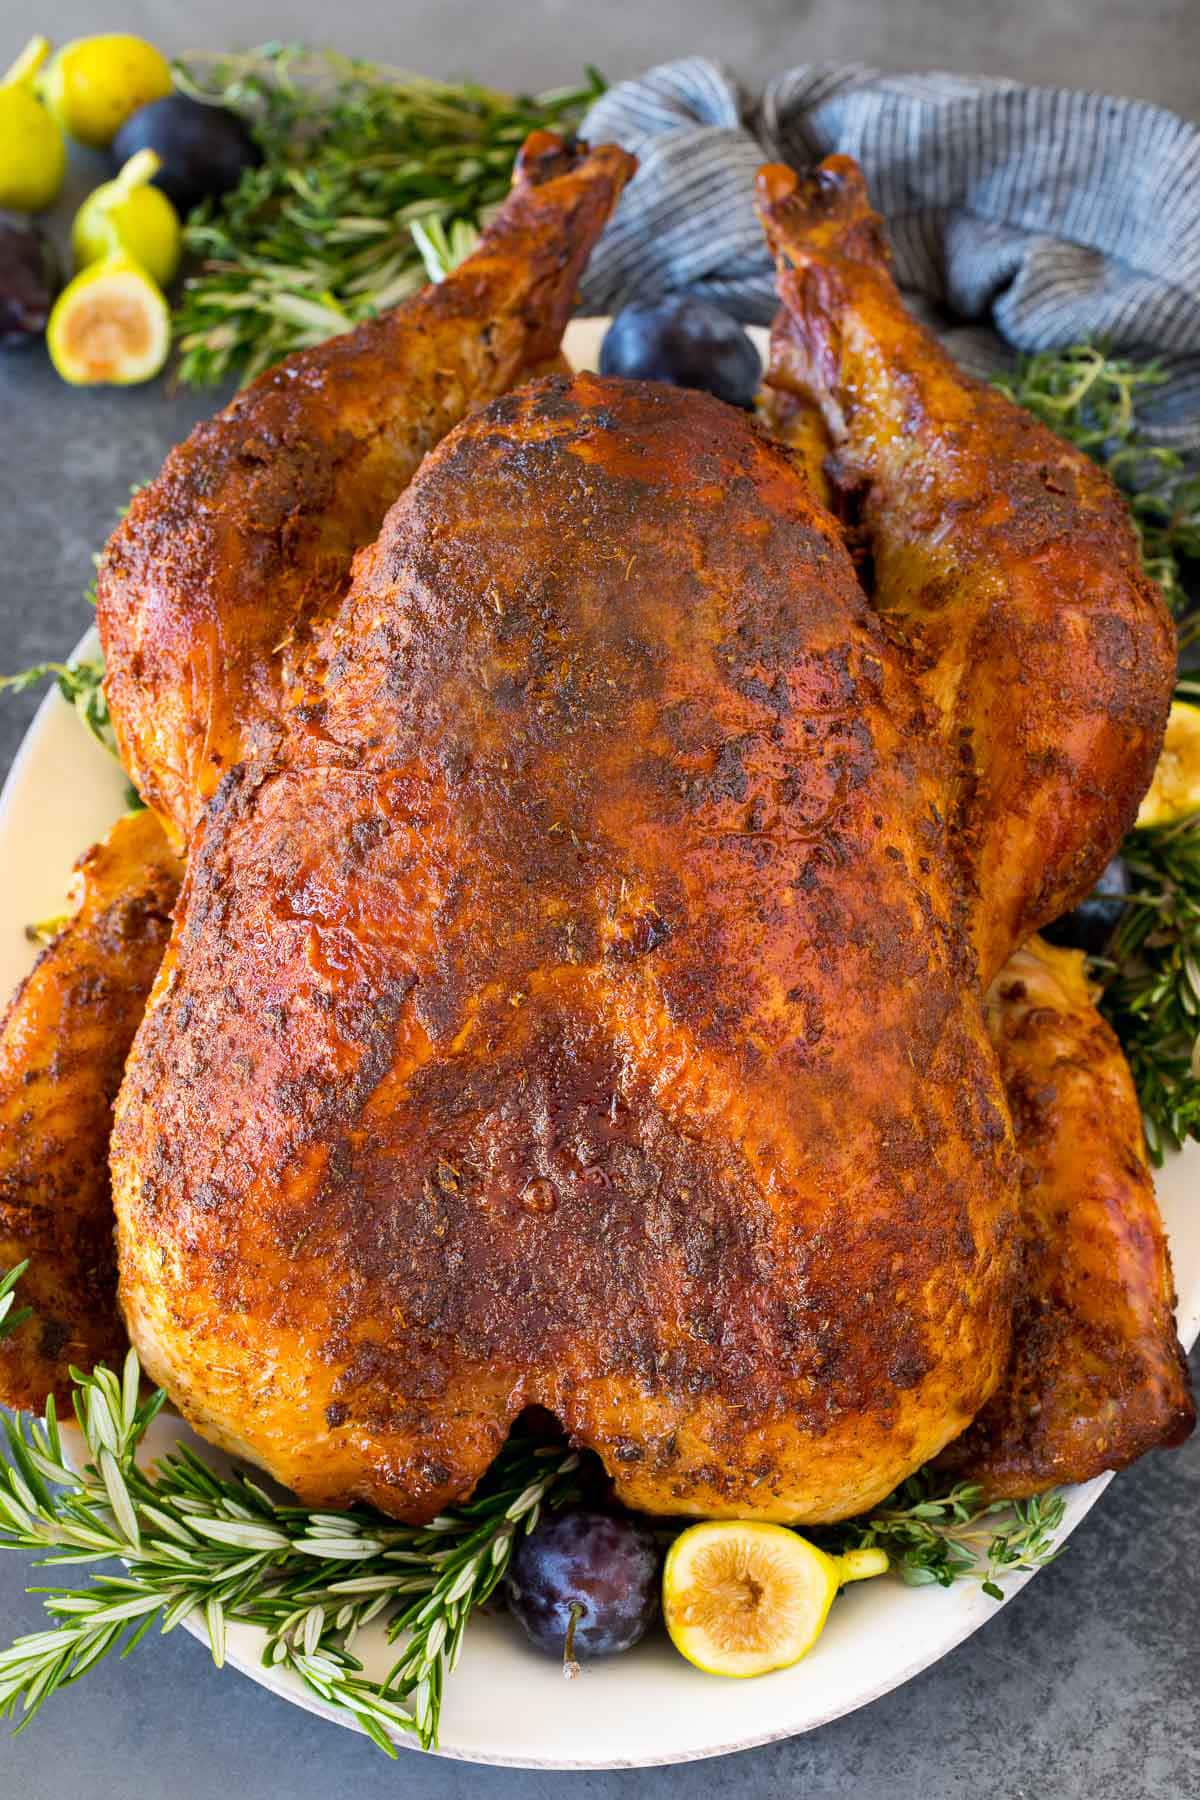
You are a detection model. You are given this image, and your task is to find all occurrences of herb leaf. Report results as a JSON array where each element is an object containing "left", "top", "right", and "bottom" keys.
[
  {"left": 0, "top": 1347, "right": 1054, "bottom": 1748},
  {"left": 997, "top": 345, "right": 1200, "bottom": 626},
  {"left": 0, "top": 1263, "right": 32, "bottom": 1344},
  {"left": 1100, "top": 815, "right": 1200, "bottom": 1158},
  {"left": 0, "top": 1178, "right": 1068, "bottom": 1753}
]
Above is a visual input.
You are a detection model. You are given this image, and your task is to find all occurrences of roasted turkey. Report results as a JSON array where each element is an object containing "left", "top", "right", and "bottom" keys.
[{"left": 0, "top": 138, "right": 1192, "bottom": 1523}]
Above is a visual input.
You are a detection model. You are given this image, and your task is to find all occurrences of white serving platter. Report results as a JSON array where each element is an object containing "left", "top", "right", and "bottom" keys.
[{"left": 0, "top": 319, "right": 1194, "bottom": 1768}]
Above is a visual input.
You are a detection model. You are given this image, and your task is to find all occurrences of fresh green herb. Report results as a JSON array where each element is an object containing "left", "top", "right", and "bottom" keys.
[
  {"left": 998, "top": 345, "right": 1200, "bottom": 630},
  {"left": 821, "top": 1468, "right": 1065, "bottom": 1599},
  {"left": 0, "top": 659, "right": 115, "bottom": 759},
  {"left": 170, "top": 45, "right": 604, "bottom": 386},
  {"left": 409, "top": 212, "right": 484, "bottom": 284},
  {"left": 0, "top": 1343, "right": 579, "bottom": 1753},
  {"left": 23, "top": 914, "right": 69, "bottom": 948},
  {"left": 0, "top": 1264, "right": 32, "bottom": 1344},
  {"left": 0, "top": 484, "right": 140, "bottom": 795},
  {"left": 1000, "top": 346, "right": 1200, "bottom": 1156},
  {"left": 1101, "top": 817, "right": 1200, "bottom": 1159},
  {"left": 0, "top": 1354, "right": 1057, "bottom": 1748}
]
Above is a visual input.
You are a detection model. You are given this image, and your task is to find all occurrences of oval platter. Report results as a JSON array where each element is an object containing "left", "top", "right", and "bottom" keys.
[{"left": 0, "top": 319, "right": 1196, "bottom": 1768}]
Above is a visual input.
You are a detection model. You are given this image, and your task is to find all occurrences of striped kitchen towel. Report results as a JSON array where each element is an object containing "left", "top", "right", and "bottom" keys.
[{"left": 581, "top": 59, "right": 1200, "bottom": 449}]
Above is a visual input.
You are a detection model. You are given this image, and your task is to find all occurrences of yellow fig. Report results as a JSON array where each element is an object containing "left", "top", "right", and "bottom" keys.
[
  {"left": 0, "top": 36, "right": 67, "bottom": 211},
  {"left": 40, "top": 33, "right": 172, "bottom": 149},
  {"left": 47, "top": 252, "right": 170, "bottom": 386},
  {"left": 72, "top": 149, "right": 182, "bottom": 288},
  {"left": 1136, "top": 701, "right": 1200, "bottom": 829},
  {"left": 663, "top": 1520, "right": 888, "bottom": 1678}
]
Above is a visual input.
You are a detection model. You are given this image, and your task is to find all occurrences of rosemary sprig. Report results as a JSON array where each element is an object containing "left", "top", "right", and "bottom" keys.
[
  {"left": 1100, "top": 816, "right": 1200, "bottom": 1158},
  {"left": 170, "top": 45, "right": 604, "bottom": 385},
  {"left": 0, "top": 1358, "right": 1059, "bottom": 1747},
  {"left": 0, "top": 1346, "right": 578, "bottom": 1752},
  {"left": 820, "top": 1470, "right": 1064, "bottom": 1601}
]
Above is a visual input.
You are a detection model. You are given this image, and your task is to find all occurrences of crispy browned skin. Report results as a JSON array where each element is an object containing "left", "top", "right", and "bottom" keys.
[
  {"left": 0, "top": 142, "right": 628, "bottom": 1414},
  {"left": 939, "top": 937, "right": 1195, "bottom": 1495},
  {"left": 113, "top": 374, "right": 1020, "bottom": 1524},
  {"left": 97, "top": 134, "right": 635, "bottom": 840},
  {"left": 0, "top": 810, "right": 180, "bottom": 1409},
  {"left": 756, "top": 157, "right": 1177, "bottom": 984}
]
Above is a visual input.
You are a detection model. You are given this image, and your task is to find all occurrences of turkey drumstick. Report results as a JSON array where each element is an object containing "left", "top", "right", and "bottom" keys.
[
  {"left": 756, "top": 156, "right": 1176, "bottom": 986},
  {"left": 98, "top": 133, "right": 635, "bottom": 841},
  {"left": 943, "top": 935, "right": 1195, "bottom": 1495}
]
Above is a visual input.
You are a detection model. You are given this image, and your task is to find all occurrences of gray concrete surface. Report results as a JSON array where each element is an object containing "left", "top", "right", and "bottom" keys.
[{"left": 2, "top": 3, "right": 1199, "bottom": 1795}]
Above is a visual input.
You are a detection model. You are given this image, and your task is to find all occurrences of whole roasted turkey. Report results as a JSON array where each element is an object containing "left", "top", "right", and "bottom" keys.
[{"left": 0, "top": 137, "right": 1192, "bottom": 1523}]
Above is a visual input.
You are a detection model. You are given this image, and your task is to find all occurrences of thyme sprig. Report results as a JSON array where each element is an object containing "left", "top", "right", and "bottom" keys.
[
  {"left": 170, "top": 45, "right": 604, "bottom": 386},
  {"left": 821, "top": 1470, "right": 1065, "bottom": 1602},
  {"left": 0, "top": 1343, "right": 579, "bottom": 1753}
]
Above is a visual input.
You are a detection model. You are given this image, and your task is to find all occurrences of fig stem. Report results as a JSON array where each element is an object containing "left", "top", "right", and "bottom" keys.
[
  {"left": 3, "top": 35, "right": 51, "bottom": 89},
  {"left": 112, "top": 148, "right": 163, "bottom": 199},
  {"left": 836, "top": 1547, "right": 890, "bottom": 1584}
]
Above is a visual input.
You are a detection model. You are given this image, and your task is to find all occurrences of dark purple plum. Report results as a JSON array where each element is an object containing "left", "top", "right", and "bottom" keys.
[
  {"left": 0, "top": 215, "right": 59, "bottom": 348},
  {"left": 503, "top": 1508, "right": 661, "bottom": 1665},
  {"left": 1042, "top": 854, "right": 1130, "bottom": 956},
  {"left": 599, "top": 296, "right": 761, "bottom": 410},
  {"left": 112, "top": 96, "right": 261, "bottom": 214}
]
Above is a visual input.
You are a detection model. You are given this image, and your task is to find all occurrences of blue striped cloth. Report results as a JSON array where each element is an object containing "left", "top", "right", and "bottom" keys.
[{"left": 581, "top": 59, "right": 1200, "bottom": 450}]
